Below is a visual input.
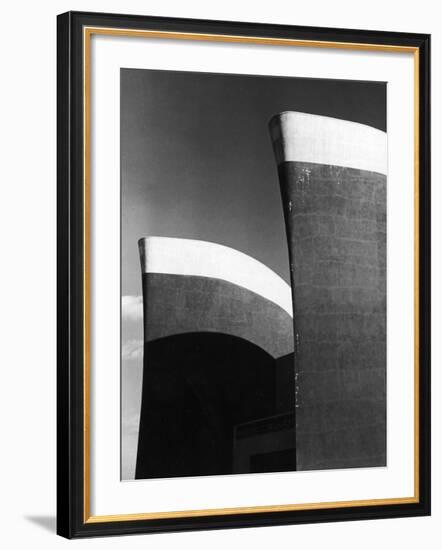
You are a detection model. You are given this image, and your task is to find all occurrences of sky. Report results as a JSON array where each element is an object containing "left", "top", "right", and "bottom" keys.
[{"left": 120, "top": 67, "right": 386, "bottom": 479}]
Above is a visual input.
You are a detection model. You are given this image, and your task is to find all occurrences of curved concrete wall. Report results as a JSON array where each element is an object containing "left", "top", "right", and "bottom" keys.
[
  {"left": 138, "top": 237, "right": 294, "bottom": 359},
  {"left": 139, "top": 236, "right": 293, "bottom": 316},
  {"left": 270, "top": 111, "right": 387, "bottom": 471},
  {"left": 136, "top": 237, "right": 296, "bottom": 479},
  {"left": 269, "top": 111, "right": 387, "bottom": 175}
]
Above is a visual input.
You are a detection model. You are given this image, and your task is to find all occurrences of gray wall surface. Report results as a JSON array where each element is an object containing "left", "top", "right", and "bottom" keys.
[
  {"left": 142, "top": 273, "right": 294, "bottom": 358},
  {"left": 276, "top": 160, "right": 386, "bottom": 470}
]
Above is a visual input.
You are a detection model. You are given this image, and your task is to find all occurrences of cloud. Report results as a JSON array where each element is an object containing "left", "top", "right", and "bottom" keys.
[
  {"left": 122, "top": 295, "right": 143, "bottom": 321},
  {"left": 122, "top": 339, "right": 143, "bottom": 361}
]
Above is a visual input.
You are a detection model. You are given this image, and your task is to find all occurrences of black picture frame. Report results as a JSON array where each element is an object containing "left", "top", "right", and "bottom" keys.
[{"left": 57, "top": 10, "right": 431, "bottom": 539}]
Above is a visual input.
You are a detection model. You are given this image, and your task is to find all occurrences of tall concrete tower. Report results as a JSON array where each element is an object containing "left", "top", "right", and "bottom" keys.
[{"left": 269, "top": 112, "right": 387, "bottom": 471}]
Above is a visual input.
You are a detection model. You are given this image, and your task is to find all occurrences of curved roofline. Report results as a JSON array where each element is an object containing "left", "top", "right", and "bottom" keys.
[
  {"left": 138, "top": 236, "right": 293, "bottom": 317},
  {"left": 269, "top": 111, "right": 387, "bottom": 175}
]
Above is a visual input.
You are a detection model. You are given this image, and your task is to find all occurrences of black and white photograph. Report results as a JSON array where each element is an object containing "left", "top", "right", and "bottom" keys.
[
  {"left": 1, "top": 0, "right": 435, "bottom": 545},
  {"left": 120, "top": 68, "right": 387, "bottom": 481}
]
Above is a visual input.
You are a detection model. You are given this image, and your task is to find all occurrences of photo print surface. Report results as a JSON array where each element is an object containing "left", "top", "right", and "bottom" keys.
[{"left": 121, "top": 68, "right": 387, "bottom": 481}]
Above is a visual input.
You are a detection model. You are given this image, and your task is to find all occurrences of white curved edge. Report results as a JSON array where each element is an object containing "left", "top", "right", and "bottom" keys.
[
  {"left": 269, "top": 111, "right": 387, "bottom": 175},
  {"left": 138, "top": 236, "right": 293, "bottom": 317}
]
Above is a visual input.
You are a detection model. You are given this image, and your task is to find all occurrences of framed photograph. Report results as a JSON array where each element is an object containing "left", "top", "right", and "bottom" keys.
[{"left": 57, "top": 11, "right": 430, "bottom": 538}]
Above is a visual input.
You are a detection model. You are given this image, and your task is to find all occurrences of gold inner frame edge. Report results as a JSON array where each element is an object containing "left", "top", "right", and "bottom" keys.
[{"left": 82, "top": 26, "right": 421, "bottom": 524}]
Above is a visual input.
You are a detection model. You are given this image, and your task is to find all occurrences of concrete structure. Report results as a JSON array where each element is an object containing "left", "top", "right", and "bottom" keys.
[
  {"left": 269, "top": 112, "right": 387, "bottom": 471},
  {"left": 233, "top": 411, "right": 296, "bottom": 474},
  {"left": 135, "top": 237, "right": 295, "bottom": 479}
]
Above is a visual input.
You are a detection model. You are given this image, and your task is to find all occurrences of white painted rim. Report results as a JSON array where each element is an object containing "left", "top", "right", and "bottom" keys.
[
  {"left": 139, "top": 236, "right": 293, "bottom": 317},
  {"left": 269, "top": 111, "right": 387, "bottom": 175}
]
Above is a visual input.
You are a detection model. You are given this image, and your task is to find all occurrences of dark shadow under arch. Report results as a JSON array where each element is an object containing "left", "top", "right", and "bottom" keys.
[{"left": 135, "top": 332, "right": 295, "bottom": 479}]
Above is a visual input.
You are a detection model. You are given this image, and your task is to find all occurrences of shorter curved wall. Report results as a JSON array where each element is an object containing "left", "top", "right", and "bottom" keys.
[{"left": 135, "top": 237, "right": 296, "bottom": 479}]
